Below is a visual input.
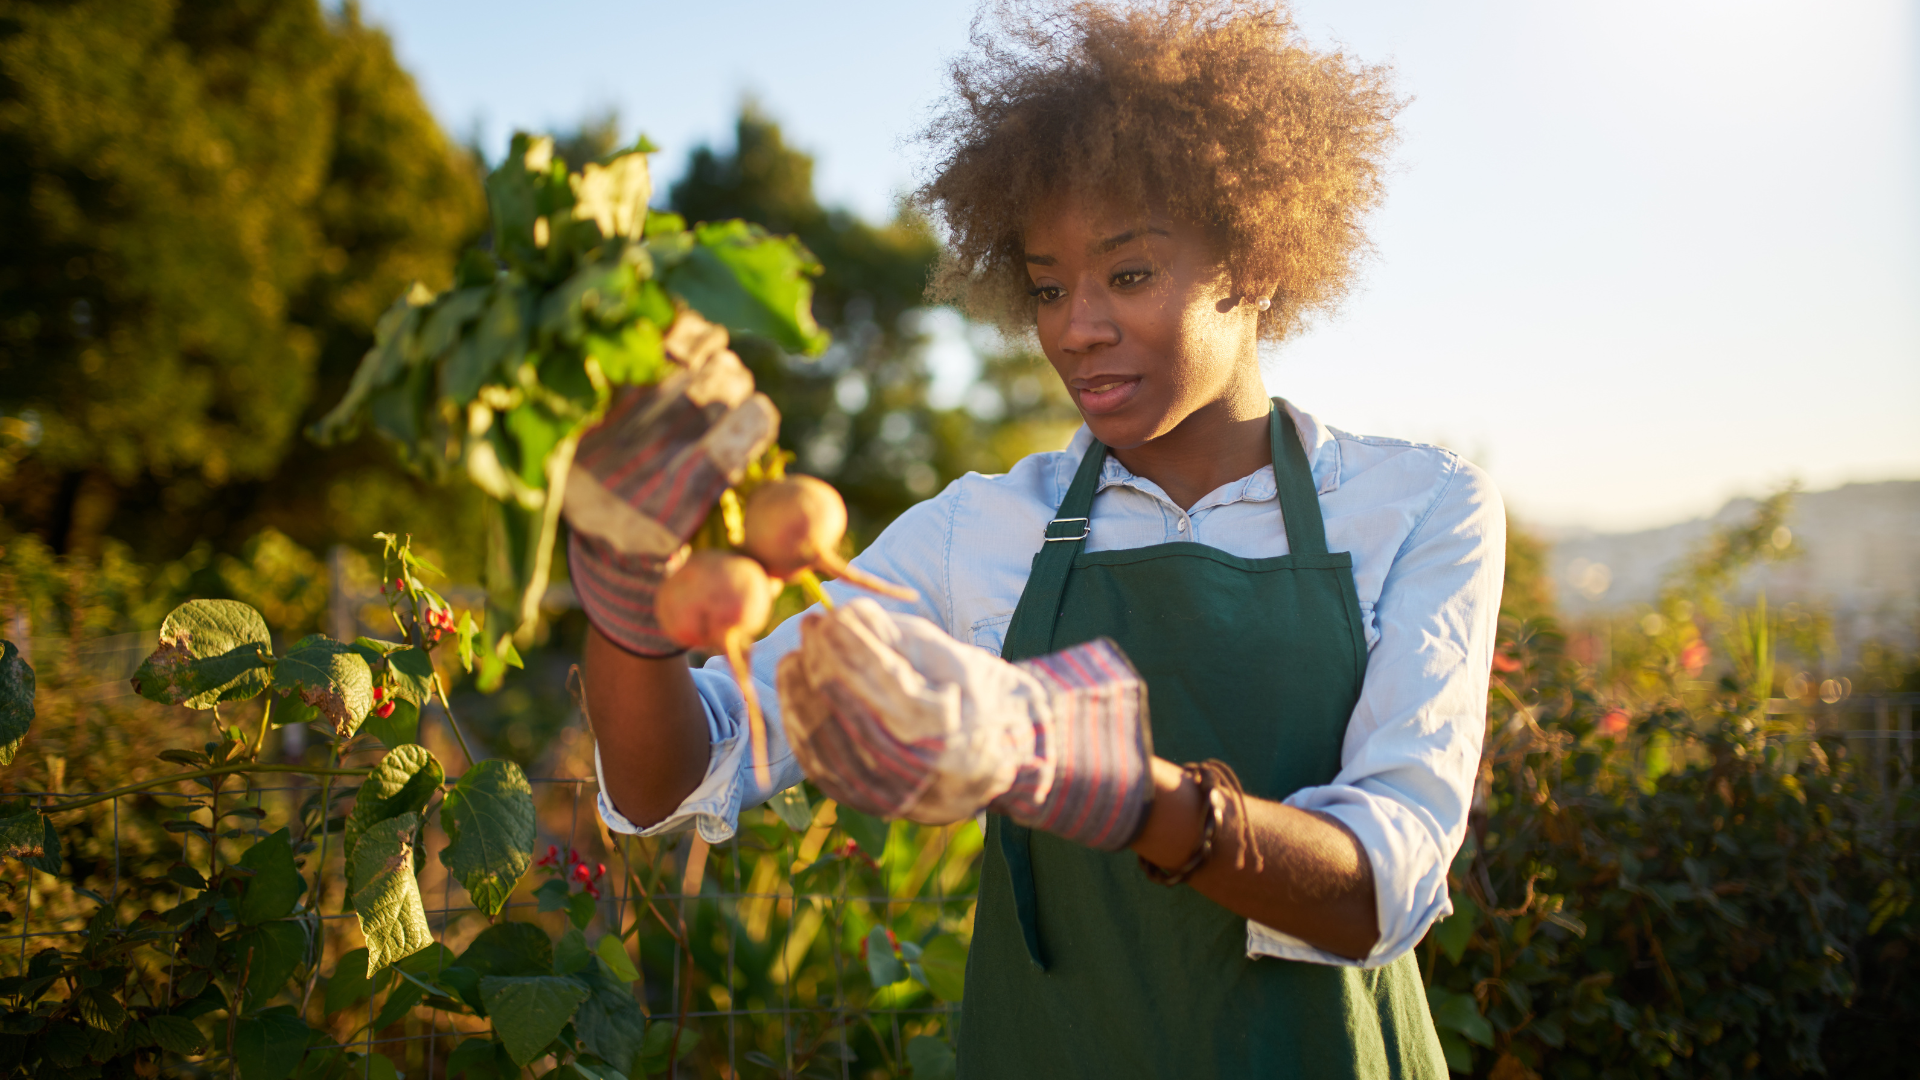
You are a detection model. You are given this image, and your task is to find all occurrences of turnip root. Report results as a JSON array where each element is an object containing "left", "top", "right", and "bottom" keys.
[
  {"left": 657, "top": 551, "right": 779, "bottom": 787},
  {"left": 742, "top": 475, "right": 918, "bottom": 602}
]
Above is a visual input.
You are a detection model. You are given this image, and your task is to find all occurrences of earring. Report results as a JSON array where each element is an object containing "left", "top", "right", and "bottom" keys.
[{"left": 1255, "top": 296, "right": 1272, "bottom": 312}]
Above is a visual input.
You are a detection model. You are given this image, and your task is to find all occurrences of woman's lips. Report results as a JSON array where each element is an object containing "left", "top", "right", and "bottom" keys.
[{"left": 1073, "top": 376, "right": 1140, "bottom": 415}]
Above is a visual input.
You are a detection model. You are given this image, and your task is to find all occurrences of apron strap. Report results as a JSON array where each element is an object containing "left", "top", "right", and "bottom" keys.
[
  {"left": 1270, "top": 398, "right": 1330, "bottom": 557},
  {"left": 994, "top": 437, "right": 1106, "bottom": 970}
]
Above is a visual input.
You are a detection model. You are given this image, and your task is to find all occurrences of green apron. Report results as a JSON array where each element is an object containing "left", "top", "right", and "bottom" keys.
[{"left": 958, "top": 400, "right": 1446, "bottom": 1079}]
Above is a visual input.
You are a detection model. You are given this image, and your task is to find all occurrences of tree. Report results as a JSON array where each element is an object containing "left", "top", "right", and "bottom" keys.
[{"left": 0, "top": 0, "right": 484, "bottom": 564}]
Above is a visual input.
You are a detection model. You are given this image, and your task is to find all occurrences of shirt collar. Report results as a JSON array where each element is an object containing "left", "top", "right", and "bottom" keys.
[{"left": 1055, "top": 400, "right": 1341, "bottom": 507}]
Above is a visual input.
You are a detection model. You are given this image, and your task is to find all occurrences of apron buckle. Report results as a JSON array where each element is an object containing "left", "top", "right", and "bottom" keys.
[{"left": 1044, "top": 517, "right": 1090, "bottom": 542}]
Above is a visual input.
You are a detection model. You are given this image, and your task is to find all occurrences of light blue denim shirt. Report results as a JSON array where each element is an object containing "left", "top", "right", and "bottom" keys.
[{"left": 595, "top": 402, "right": 1505, "bottom": 969}]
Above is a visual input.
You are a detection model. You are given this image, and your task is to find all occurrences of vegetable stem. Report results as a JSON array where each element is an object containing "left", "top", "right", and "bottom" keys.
[{"left": 724, "top": 628, "right": 771, "bottom": 791}]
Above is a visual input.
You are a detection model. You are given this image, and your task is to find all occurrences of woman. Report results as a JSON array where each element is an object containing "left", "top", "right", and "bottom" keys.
[{"left": 573, "top": 3, "right": 1502, "bottom": 1076}]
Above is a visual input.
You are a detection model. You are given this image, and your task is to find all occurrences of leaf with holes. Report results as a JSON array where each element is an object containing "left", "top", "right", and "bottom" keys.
[
  {"left": 479, "top": 975, "right": 589, "bottom": 1065},
  {"left": 439, "top": 759, "right": 535, "bottom": 916},
  {"left": 131, "top": 600, "right": 272, "bottom": 709},
  {"left": 273, "top": 635, "right": 374, "bottom": 739},
  {"left": 0, "top": 801, "right": 45, "bottom": 861},
  {"left": 348, "top": 811, "right": 433, "bottom": 974},
  {"left": 237, "top": 828, "right": 305, "bottom": 925},
  {"left": 345, "top": 744, "right": 443, "bottom": 898},
  {"left": 0, "top": 639, "right": 31, "bottom": 766}
]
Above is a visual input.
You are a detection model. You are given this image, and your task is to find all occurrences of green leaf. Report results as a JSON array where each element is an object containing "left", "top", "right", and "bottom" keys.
[
  {"left": 385, "top": 646, "right": 437, "bottom": 705},
  {"left": 1430, "top": 891, "right": 1477, "bottom": 964},
  {"left": 866, "top": 926, "right": 905, "bottom": 986},
  {"left": 348, "top": 811, "right": 433, "bottom": 974},
  {"left": 351, "top": 745, "right": 446, "bottom": 831},
  {"left": 554, "top": 926, "right": 593, "bottom": 975},
  {"left": 146, "top": 1013, "right": 208, "bottom": 1055},
  {"left": 1428, "top": 987, "right": 1494, "bottom": 1048},
  {"left": 574, "top": 964, "right": 647, "bottom": 1072},
  {"left": 479, "top": 975, "right": 589, "bottom": 1066},
  {"left": 237, "top": 828, "right": 305, "bottom": 925},
  {"left": 594, "top": 935, "right": 639, "bottom": 983},
  {"left": 274, "top": 635, "right": 374, "bottom": 739},
  {"left": 228, "top": 920, "right": 308, "bottom": 1010},
  {"left": 915, "top": 934, "right": 967, "bottom": 1003},
  {"left": 837, "top": 804, "right": 889, "bottom": 861},
  {"left": 368, "top": 977, "right": 425, "bottom": 1033},
  {"left": 1436, "top": 1028, "right": 1473, "bottom": 1073},
  {"left": 0, "top": 639, "right": 32, "bottom": 766},
  {"left": 568, "top": 890, "right": 598, "bottom": 930},
  {"left": 439, "top": 759, "right": 536, "bottom": 916},
  {"left": 768, "top": 784, "right": 811, "bottom": 832},
  {"left": 584, "top": 322, "right": 667, "bottom": 386},
  {"left": 232, "top": 1006, "right": 310, "bottom": 1080},
  {"left": 132, "top": 600, "right": 272, "bottom": 710},
  {"left": 504, "top": 401, "right": 571, "bottom": 489},
  {"left": 457, "top": 922, "right": 553, "bottom": 979},
  {"left": 325, "top": 949, "right": 378, "bottom": 1017},
  {"left": 637, "top": 1020, "right": 700, "bottom": 1074},
  {"left": 311, "top": 291, "right": 426, "bottom": 444},
  {"left": 443, "top": 286, "right": 531, "bottom": 404},
  {"left": 362, "top": 697, "right": 420, "bottom": 748},
  {"left": 417, "top": 285, "right": 492, "bottom": 363},
  {"left": 355, "top": 1053, "right": 401, "bottom": 1080},
  {"left": 907, "top": 1034, "right": 957, "bottom": 1080},
  {"left": 666, "top": 220, "right": 828, "bottom": 354},
  {"left": 446, "top": 1037, "right": 516, "bottom": 1080},
  {"left": 534, "top": 876, "right": 571, "bottom": 913}
]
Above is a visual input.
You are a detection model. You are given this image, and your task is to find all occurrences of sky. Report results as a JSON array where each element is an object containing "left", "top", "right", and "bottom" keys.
[{"left": 357, "top": 0, "right": 1919, "bottom": 533}]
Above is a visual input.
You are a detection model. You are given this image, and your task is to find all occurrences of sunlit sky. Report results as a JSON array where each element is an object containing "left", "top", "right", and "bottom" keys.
[{"left": 358, "top": 0, "right": 1919, "bottom": 533}]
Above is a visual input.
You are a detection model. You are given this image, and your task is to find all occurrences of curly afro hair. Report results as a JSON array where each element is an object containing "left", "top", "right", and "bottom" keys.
[{"left": 917, "top": 0, "right": 1401, "bottom": 341}]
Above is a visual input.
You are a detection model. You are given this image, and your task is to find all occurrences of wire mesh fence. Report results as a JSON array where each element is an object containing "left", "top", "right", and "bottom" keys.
[{"left": 3, "top": 702, "right": 983, "bottom": 1080}]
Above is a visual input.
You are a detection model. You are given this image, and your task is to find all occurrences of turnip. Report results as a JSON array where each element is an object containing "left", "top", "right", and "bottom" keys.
[
  {"left": 742, "top": 475, "right": 917, "bottom": 602},
  {"left": 657, "top": 551, "right": 780, "bottom": 786}
]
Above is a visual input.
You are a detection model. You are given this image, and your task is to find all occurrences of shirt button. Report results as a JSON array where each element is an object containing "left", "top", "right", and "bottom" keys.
[{"left": 1177, "top": 519, "right": 1188, "bottom": 531}]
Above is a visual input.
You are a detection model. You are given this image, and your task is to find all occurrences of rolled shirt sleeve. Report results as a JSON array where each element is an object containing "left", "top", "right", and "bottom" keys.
[{"left": 1249, "top": 456, "right": 1504, "bottom": 968}]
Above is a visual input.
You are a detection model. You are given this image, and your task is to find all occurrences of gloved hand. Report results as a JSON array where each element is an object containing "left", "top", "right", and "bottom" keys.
[
  {"left": 564, "top": 310, "right": 778, "bottom": 656},
  {"left": 777, "top": 599, "right": 1154, "bottom": 851}
]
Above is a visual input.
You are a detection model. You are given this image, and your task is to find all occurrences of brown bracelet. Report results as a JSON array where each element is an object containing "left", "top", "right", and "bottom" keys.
[
  {"left": 1139, "top": 763, "right": 1219, "bottom": 886},
  {"left": 1138, "top": 759, "right": 1261, "bottom": 886}
]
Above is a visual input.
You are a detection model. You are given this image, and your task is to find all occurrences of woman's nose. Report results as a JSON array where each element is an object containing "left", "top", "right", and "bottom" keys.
[{"left": 1058, "top": 289, "right": 1120, "bottom": 353}]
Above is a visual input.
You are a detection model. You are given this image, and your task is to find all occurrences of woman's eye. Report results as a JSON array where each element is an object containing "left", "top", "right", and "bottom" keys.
[
  {"left": 1028, "top": 285, "right": 1064, "bottom": 303},
  {"left": 1111, "top": 269, "right": 1151, "bottom": 288}
]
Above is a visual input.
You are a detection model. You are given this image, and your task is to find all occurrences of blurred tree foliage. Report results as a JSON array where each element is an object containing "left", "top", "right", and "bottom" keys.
[
  {"left": 667, "top": 104, "right": 1079, "bottom": 544},
  {"left": 0, "top": 0, "right": 486, "bottom": 566}
]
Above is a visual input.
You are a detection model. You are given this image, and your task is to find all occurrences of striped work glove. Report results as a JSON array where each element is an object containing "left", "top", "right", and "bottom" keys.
[
  {"left": 776, "top": 599, "right": 1154, "bottom": 851},
  {"left": 563, "top": 311, "right": 778, "bottom": 656}
]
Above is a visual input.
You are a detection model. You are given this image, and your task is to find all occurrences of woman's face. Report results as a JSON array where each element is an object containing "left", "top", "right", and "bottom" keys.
[{"left": 1023, "top": 194, "right": 1263, "bottom": 450}]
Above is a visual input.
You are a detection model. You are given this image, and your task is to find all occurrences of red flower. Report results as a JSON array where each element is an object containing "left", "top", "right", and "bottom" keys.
[
  {"left": 1598, "top": 709, "right": 1630, "bottom": 738},
  {"left": 534, "top": 844, "right": 560, "bottom": 869},
  {"left": 1681, "top": 640, "right": 1710, "bottom": 677},
  {"left": 595, "top": 862, "right": 607, "bottom": 881},
  {"left": 573, "top": 862, "right": 593, "bottom": 883},
  {"left": 394, "top": 577, "right": 407, "bottom": 593},
  {"left": 584, "top": 881, "right": 601, "bottom": 899},
  {"left": 374, "top": 700, "right": 395, "bottom": 719}
]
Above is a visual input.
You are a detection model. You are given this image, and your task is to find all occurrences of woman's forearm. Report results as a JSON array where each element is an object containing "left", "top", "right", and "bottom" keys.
[
  {"left": 583, "top": 625, "right": 714, "bottom": 828},
  {"left": 1130, "top": 758, "right": 1380, "bottom": 960}
]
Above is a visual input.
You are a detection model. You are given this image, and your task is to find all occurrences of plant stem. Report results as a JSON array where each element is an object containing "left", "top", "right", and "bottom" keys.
[
  {"left": 432, "top": 671, "right": 477, "bottom": 768},
  {"left": 252, "top": 695, "right": 275, "bottom": 759},
  {"left": 31, "top": 763, "right": 369, "bottom": 814},
  {"left": 299, "top": 745, "right": 342, "bottom": 1017}
]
